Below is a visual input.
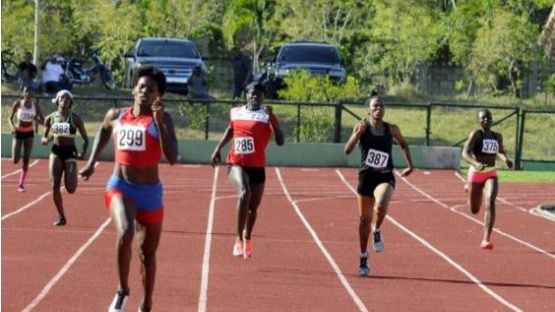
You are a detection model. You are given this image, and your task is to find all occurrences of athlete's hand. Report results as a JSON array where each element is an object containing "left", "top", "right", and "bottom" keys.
[
  {"left": 400, "top": 167, "right": 413, "bottom": 177},
  {"left": 79, "top": 164, "right": 95, "bottom": 181},
  {"left": 353, "top": 120, "right": 366, "bottom": 138},
  {"left": 265, "top": 105, "right": 280, "bottom": 128},
  {"left": 152, "top": 97, "right": 164, "bottom": 124},
  {"left": 211, "top": 150, "right": 221, "bottom": 167},
  {"left": 77, "top": 152, "right": 86, "bottom": 160},
  {"left": 41, "top": 137, "right": 49, "bottom": 145},
  {"left": 474, "top": 162, "right": 485, "bottom": 171},
  {"left": 505, "top": 159, "right": 513, "bottom": 169}
]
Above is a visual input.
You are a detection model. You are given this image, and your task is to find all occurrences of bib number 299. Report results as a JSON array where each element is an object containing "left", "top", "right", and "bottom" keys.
[
  {"left": 234, "top": 137, "right": 255, "bottom": 155},
  {"left": 117, "top": 126, "right": 145, "bottom": 151}
]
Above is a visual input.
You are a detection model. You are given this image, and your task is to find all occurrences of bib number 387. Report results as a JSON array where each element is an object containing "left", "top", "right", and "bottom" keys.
[
  {"left": 117, "top": 125, "right": 145, "bottom": 151},
  {"left": 234, "top": 137, "right": 255, "bottom": 155},
  {"left": 365, "top": 148, "right": 389, "bottom": 169}
]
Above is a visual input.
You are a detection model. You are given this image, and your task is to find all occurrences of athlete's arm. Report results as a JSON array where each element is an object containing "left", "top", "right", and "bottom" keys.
[
  {"left": 495, "top": 132, "right": 513, "bottom": 169},
  {"left": 344, "top": 120, "right": 365, "bottom": 154},
  {"left": 8, "top": 101, "right": 19, "bottom": 133},
  {"left": 211, "top": 126, "right": 233, "bottom": 167},
  {"left": 266, "top": 106, "right": 284, "bottom": 146},
  {"left": 159, "top": 112, "right": 178, "bottom": 165},
  {"left": 79, "top": 108, "right": 119, "bottom": 179},
  {"left": 34, "top": 102, "right": 45, "bottom": 125},
  {"left": 462, "top": 130, "right": 484, "bottom": 170},
  {"left": 390, "top": 124, "right": 414, "bottom": 177},
  {"left": 74, "top": 114, "right": 89, "bottom": 158},
  {"left": 41, "top": 115, "right": 52, "bottom": 145}
]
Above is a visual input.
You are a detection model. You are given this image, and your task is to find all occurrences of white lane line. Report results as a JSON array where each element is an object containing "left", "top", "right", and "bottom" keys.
[
  {"left": 336, "top": 169, "right": 522, "bottom": 312},
  {"left": 454, "top": 172, "right": 555, "bottom": 220},
  {"left": 446, "top": 173, "right": 555, "bottom": 259},
  {"left": 276, "top": 168, "right": 369, "bottom": 312},
  {"left": 197, "top": 166, "right": 219, "bottom": 312},
  {"left": 1, "top": 159, "right": 39, "bottom": 179},
  {"left": 1, "top": 191, "right": 52, "bottom": 222},
  {"left": 22, "top": 217, "right": 112, "bottom": 312}
]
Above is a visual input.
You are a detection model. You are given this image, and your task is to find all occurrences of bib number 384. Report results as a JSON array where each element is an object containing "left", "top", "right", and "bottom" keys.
[
  {"left": 117, "top": 125, "right": 145, "bottom": 151},
  {"left": 365, "top": 148, "right": 389, "bottom": 169},
  {"left": 234, "top": 137, "right": 255, "bottom": 155}
]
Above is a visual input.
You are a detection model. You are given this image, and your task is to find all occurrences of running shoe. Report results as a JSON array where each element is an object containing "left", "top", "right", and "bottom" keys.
[
  {"left": 53, "top": 217, "right": 67, "bottom": 226},
  {"left": 359, "top": 255, "right": 370, "bottom": 277},
  {"left": 480, "top": 240, "right": 494, "bottom": 250},
  {"left": 109, "top": 289, "right": 129, "bottom": 312},
  {"left": 17, "top": 185, "right": 25, "bottom": 192},
  {"left": 232, "top": 239, "right": 243, "bottom": 257},
  {"left": 372, "top": 230, "right": 384, "bottom": 252},
  {"left": 243, "top": 239, "right": 253, "bottom": 259}
]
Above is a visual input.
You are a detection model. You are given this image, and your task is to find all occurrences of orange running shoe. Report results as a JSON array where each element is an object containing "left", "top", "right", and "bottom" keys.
[
  {"left": 232, "top": 239, "right": 243, "bottom": 257},
  {"left": 480, "top": 240, "right": 494, "bottom": 250},
  {"left": 243, "top": 239, "right": 253, "bottom": 259}
]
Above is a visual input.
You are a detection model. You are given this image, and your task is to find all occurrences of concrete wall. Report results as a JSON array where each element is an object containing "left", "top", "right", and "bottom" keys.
[{"left": 1, "top": 134, "right": 461, "bottom": 169}]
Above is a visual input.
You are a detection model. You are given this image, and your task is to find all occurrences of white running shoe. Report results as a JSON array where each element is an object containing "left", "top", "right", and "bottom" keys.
[
  {"left": 108, "top": 290, "right": 129, "bottom": 312},
  {"left": 232, "top": 239, "right": 243, "bottom": 257},
  {"left": 372, "top": 230, "right": 384, "bottom": 252}
]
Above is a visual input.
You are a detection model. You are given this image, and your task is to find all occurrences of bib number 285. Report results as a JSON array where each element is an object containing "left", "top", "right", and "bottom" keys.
[{"left": 234, "top": 137, "right": 255, "bottom": 155}]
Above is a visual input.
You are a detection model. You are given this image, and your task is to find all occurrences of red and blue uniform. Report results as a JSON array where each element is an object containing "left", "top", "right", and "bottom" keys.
[{"left": 105, "top": 107, "right": 164, "bottom": 224}]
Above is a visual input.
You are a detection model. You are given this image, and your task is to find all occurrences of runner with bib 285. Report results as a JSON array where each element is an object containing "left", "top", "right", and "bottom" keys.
[{"left": 344, "top": 96, "right": 414, "bottom": 277}]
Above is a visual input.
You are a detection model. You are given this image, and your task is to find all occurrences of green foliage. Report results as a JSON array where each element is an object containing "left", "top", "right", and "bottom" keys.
[
  {"left": 546, "top": 74, "right": 555, "bottom": 94},
  {"left": 176, "top": 102, "right": 209, "bottom": 131},
  {"left": 278, "top": 70, "right": 361, "bottom": 102},
  {"left": 296, "top": 108, "right": 335, "bottom": 143},
  {"left": 470, "top": 8, "right": 540, "bottom": 96}
]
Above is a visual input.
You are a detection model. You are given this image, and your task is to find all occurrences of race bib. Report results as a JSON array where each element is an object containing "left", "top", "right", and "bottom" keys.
[
  {"left": 482, "top": 139, "right": 498, "bottom": 154},
  {"left": 117, "top": 125, "right": 146, "bottom": 151},
  {"left": 19, "top": 112, "right": 35, "bottom": 122},
  {"left": 234, "top": 136, "right": 255, "bottom": 155},
  {"left": 51, "top": 122, "right": 71, "bottom": 136},
  {"left": 365, "top": 148, "right": 389, "bottom": 169}
]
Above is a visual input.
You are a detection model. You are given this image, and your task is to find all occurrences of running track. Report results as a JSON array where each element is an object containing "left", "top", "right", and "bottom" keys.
[{"left": 2, "top": 159, "right": 554, "bottom": 311}]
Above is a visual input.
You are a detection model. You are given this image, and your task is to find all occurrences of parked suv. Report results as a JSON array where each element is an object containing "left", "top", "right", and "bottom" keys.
[
  {"left": 124, "top": 37, "right": 207, "bottom": 94},
  {"left": 260, "top": 41, "right": 346, "bottom": 97}
]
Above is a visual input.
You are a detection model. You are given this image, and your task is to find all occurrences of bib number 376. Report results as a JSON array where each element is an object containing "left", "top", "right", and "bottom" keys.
[
  {"left": 365, "top": 148, "right": 389, "bottom": 169},
  {"left": 234, "top": 137, "right": 255, "bottom": 155}
]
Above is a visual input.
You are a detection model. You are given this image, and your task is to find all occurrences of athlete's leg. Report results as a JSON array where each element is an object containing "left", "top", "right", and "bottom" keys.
[
  {"left": 109, "top": 194, "right": 136, "bottom": 296},
  {"left": 19, "top": 137, "right": 34, "bottom": 187},
  {"left": 244, "top": 182, "right": 265, "bottom": 240},
  {"left": 136, "top": 221, "right": 162, "bottom": 312},
  {"left": 49, "top": 154, "right": 66, "bottom": 222},
  {"left": 228, "top": 165, "right": 251, "bottom": 241},
  {"left": 372, "top": 183, "right": 394, "bottom": 231},
  {"left": 63, "top": 160, "right": 78, "bottom": 194},
  {"left": 12, "top": 137, "right": 22, "bottom": 164},
  {"left": 357, "top": 195, "right": 374, "bottom": 254},
  {"left": 468, "top": 182, "right": 484, "bottom": 214},
  {"left": 482, "top": 178, "right": 498, "bottom": 242}
]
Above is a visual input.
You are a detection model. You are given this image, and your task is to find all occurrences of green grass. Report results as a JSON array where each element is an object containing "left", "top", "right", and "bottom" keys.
[{"left": 460, "top": 168, "right": 555, "bottom": 183}]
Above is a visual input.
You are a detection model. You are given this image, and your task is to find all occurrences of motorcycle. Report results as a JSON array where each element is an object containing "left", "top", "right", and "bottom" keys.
[{"left": 60, "top": 50, "right": 116, "bottom": 90}]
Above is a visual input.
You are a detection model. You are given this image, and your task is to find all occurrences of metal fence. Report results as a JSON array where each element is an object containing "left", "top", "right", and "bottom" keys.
[{"left": 2, "top": 93, "right": 553, "bottom": 169}]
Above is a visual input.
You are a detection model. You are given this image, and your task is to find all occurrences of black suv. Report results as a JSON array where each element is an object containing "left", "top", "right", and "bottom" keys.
[{"left": 261, "top": 41, "right": 346, "bottom": 97}]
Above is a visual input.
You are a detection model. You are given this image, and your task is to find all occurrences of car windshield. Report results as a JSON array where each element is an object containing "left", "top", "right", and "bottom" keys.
[
  {"left": 278, "top": 46, "right": 340, "bottom": 64},
  {"left": 138, "top": 41, "right": 200, "bottom": 58}
]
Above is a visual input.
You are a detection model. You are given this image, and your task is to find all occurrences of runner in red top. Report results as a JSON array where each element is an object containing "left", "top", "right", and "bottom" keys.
[
  {"left": 211, "top": 81, "right": 284, "bottom": 259},
  {"left": 79, "top": 66, "right": 178, "bottom": 312}
]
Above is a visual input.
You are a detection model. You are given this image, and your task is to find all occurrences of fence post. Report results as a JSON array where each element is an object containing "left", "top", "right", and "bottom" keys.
[
  {"left": 515, "top": 108, "right": 525, "bottom": 170},
  {"left": 296, "top": 104, "right": 301, "bottom": 143},
  {"left": 425, "top": 104, "right": 432, "bottom": 146},
  {"left": 334, "top": 101, "right": 342, "bottom": 143},
  {"left": 205, "top": 103, "right": 210, "bottom": 140}
]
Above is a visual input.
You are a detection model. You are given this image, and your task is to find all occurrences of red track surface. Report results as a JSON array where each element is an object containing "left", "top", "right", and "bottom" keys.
[{"left": 2, "top": 159, "right": 554, "bottom": 311}]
